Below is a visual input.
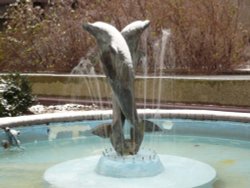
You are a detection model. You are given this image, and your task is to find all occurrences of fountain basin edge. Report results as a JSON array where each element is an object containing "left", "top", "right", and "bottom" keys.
[
  {"left": 1, "top": 109, "right": 250, "bottom": 142},
  {"left": 1, "top": 109, "right": 250, "bottom": 128}
]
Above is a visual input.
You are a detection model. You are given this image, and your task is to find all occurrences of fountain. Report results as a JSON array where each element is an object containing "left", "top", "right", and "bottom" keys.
[{"left": 43, "top": 21, "right": 216, "bottom": 188}]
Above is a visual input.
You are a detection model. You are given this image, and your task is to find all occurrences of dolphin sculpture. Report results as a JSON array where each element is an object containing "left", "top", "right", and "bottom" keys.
[{"left": 83, "top": 21, "right": 161, "bottom": 155}]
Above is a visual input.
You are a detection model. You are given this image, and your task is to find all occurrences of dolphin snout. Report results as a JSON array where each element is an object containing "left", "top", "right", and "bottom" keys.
[
  {"left": 82, "top": 22, "right": 101, "bottom": 38},
  {"left": 144, "top": 20, "right": 150, "bottom": 26},
  {"left": 82, "top": 22, "right": 92, "bottom": 32}
]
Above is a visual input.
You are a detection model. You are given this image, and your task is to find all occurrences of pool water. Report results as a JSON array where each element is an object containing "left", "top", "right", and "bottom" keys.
[{"left": 0, "top": 119, "right": 250, "bottom": 188}]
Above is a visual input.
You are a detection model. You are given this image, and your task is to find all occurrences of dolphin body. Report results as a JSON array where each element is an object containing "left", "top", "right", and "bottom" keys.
[{"left": 83, "top": 20, "right": 161, "bottom": 155}]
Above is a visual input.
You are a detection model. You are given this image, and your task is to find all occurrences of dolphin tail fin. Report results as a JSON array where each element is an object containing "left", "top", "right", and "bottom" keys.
[
  {"left": 91, "top": 123, "right": 112, "bottom": 138},
  {"left": 91, "top": 119, "right": 162, "bottom": 138},
  {"left": 142, "top": 119, "right": 162, "bottom": 132}
]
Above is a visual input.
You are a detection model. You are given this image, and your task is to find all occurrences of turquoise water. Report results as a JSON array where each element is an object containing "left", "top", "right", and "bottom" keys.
[{"left": 0, "top": 119, "right": 250, "bottom": 188}]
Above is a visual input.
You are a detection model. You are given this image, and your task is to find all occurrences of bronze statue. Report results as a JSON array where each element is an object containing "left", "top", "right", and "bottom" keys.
[{"left": 83, "top": 21, "right": 161, "bottom": 155}]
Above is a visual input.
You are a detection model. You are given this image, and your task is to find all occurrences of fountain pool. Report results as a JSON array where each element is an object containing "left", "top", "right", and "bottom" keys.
[{"left": 0, "top": 118, "right": 250, "bottom": 188}]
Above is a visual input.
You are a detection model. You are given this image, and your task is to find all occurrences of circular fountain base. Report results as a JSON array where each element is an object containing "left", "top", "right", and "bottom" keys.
[{"left": 44, "top": 150, "right": 216, "bottom": 188}]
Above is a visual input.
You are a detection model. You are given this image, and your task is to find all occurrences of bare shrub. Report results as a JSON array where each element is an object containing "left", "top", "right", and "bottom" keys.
[
  {"left": 0, "top": 0, "right": 247, "bottom": 74},
  {"left": 162, "top": 0, "right": 246, "bottom": 74},
  {"left": 0, "top": 0, "right": 90, "bottom": 72}
]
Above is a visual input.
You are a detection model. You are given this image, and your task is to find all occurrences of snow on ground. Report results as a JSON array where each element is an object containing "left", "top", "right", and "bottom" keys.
[{"left": 29, "top": 103, "right": 104, "bottom": 114}]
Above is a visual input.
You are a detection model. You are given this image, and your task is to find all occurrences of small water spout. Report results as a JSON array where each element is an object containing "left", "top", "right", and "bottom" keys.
[
  {"left": 156, "top": 29, "right": 171, "bottom": 110},
  {"left": 141, "top": 29, "right": 149, "bottom": 112},
  {"left": 71, "top": 57, "right": 96, "bottom": 75},
  {"left": 70, "top": 57, "right": 106, "bottom": 111},
  {"left": 159, "top": 29, "right": 171, "bottom": 70},
  {"left": 70, "top": 58, "right": 96, "bottom": 106}
]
